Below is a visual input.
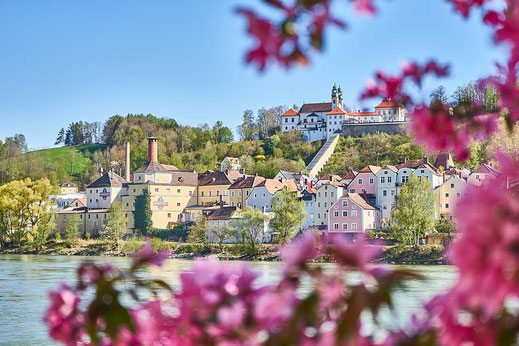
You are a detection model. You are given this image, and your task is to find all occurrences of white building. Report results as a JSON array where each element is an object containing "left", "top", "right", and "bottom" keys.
[
  {"left": 281, "top": 85, "right": 407, "bottom": 142},
  {"left": 375, "top": 165, "right": 398, "bottom": 222},
  {"left": 300, "top": 189, "right": 316, "bottom": 229},
  {"left": 86, "top": 171, "right": 128, "bottom": 209},
  {"left": 314, "top": 181, "right": 345, "bottom": 226}
]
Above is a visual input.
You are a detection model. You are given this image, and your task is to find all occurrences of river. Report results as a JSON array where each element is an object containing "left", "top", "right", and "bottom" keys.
[{"left": 0, "top": 255, "right": 457, "bottom": 345}]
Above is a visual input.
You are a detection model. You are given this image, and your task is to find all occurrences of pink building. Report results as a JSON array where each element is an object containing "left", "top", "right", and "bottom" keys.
[
  {"left": 327, "top": 193, "right": 380, "bottom": 241},
  {"left": 347, "top": 165, "right": 380, "bottom": 195}
]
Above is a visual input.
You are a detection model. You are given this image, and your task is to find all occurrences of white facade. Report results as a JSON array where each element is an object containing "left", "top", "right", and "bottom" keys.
[
  {"left": 375, "top": 167, "right": 398, "bottom": 222},
  {"left": 315, "top": 182, "right": 345, "bottom": 226},
  {"left": 86, "top": 186, "right": 125, "bottom": 209},
  {"left": 50, "top": 193, "right": 87, "bottom": 210},
  {"left": 246, "top": 185, "right": 277, "bottom": 212},
  {"left": 301, "top": 191, "right": 316, "bottom": 229}
]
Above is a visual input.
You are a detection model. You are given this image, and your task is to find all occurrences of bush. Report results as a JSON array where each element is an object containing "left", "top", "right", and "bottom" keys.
[
  {"left": 151, "top": 237, "right": 168, "bottom": 251},
  {"left": 150, "top": 226, "right": 188, "bottom": 242},
  {"left": 121, "top": 238, "right": 145, "bottom": 254}
]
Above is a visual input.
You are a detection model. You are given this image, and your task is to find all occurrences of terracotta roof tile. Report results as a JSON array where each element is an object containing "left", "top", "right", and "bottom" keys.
[
  {"left": 348, "top": 111, "right": 378, "bottom": 116},
  {"left": 229, "top": 175, "right": 265, "bottom": 189},
  {"left": 375, "top": 99, "right": 402, "bottom": 108},
  {"left": 327, "top": 106, "right": 347, "bottom": 115},
  {"left": 281, "top": 108, "right": 298, "bottom": 117},
  {"left": 342, "top": 171, "right": 357, "bottom": 180},
  {"left": 341, "top": 193, "right": 377, "bottom": 210},
  {"left": 358, "top": 165, "right": 381, "bottom": 174}
]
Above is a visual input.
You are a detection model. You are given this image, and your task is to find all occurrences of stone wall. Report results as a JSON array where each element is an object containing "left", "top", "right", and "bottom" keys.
[{"left": 341, "top": 121, "right": 409, "bottom": 138}]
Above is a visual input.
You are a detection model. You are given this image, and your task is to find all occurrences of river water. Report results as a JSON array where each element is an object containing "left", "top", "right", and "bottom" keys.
[{"left": 0, "top": 255, "right": 457, "bottom": 345}]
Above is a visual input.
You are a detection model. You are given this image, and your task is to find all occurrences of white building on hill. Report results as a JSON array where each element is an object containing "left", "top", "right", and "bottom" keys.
[{"left": 281, "top": 84, "right": 406, "bottom": 142}]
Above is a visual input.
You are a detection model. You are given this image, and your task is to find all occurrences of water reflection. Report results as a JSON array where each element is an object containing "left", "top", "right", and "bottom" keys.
[{"left": 0, "top": 255, "right": 457, "bottom": 345}]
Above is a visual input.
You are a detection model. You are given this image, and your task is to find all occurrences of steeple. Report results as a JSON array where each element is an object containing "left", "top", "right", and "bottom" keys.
[
  {"left": 331, "top": 83, "right": 338, "bottom": 108},
  {"left": 337, "top": 86, "right": 344, "bottom": 108}
]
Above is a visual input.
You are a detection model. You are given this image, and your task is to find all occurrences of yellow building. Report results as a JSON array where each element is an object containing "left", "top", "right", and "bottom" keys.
[
  {"left": 122, "top": 162, "right": 198, "bottom": 229},
  {"left": 55, "top": 208, "right": 109, "bottom": 236},
  {"left": 60, "top": 182, "right": 78, "bottom": 194},
  {"left": 228, "top": 175, "right": 265, "bottom": 209},
  {"left": 197, "top": 170, "right": 243, "bottom": 206},
  {"left": 435, "top": 175, "right": 467, "bottom": 218}
]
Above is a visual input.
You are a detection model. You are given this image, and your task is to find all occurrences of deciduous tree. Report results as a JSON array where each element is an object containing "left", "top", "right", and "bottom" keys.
[
  {"left": 271, "top": 188, "right": 306, "bottom": 244},
  {"left": 102, "top": 202, "right": 128, "bottom": 243},
  {"left": 391, "top": 174, "right": 436, "bottom": 245}
]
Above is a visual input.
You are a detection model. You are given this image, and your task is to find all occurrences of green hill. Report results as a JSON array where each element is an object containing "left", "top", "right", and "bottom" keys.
[{"left": 26, "top": 144, "right": 106, "bottom": 178}]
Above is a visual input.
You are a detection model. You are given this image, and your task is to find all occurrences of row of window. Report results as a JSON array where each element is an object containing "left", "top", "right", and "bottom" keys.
[
  {"left": 333, "top": 210, "right": 358, "bottom": 217},
  {"left": 332, "top": 223, "right": 358, "bottom": 230}
]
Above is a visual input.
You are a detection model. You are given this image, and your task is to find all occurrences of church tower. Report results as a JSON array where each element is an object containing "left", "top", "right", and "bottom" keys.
[
  {"left": 331, "top": 83, "right": 338, "bottom": 108},
  {"left": 337, "top": 86, "right": 344, "bottom": 109}
]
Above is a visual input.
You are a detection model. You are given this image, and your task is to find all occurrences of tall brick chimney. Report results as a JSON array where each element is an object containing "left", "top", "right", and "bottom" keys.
[
  {"left": 125, "top": 142, "right": 131, "bottom": 181},
  {"left": 148, "top": 137, "right": 158, "bottom": 163}
]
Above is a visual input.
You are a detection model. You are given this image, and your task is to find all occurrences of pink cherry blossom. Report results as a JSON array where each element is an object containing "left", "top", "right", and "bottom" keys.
[{"left": 134, "top": 242, "right": 170, "bottom": 267}]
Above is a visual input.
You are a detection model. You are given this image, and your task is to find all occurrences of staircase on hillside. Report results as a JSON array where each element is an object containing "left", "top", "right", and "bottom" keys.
[{"left": 307, "top": 132, "right": 340, "bottom": 179}]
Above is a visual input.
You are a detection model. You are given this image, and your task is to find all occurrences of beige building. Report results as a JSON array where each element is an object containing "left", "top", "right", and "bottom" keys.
[
  {"left": 60, "top": 182, "right": 78, "bottom": 194},
  {"left": 228, "top": 175, "right": 265, "bottom": 209},
  {"left": 315, "top": 181, "right": 346, "bottom": 226},
  {"left": 197, "top": 170, "right": 243, "bottom": 206},
  {"left": 435, "top": 175, "right": 467, "bottom": 218},
  {"left": 55, "top": 208, "right": 109, "bottom": 236}
]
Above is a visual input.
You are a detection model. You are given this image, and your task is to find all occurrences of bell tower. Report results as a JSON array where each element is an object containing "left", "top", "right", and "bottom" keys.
[
  {"left": 331, "top": 83, "right": 338, "bottom": 108},
  {"left": 337, "top": 86, "right": 344, "bottom": 109}
]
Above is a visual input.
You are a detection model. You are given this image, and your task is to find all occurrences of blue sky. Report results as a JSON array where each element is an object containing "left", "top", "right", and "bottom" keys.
[{"left": 0, "top": 0, "right": 505, "bottom": 149}]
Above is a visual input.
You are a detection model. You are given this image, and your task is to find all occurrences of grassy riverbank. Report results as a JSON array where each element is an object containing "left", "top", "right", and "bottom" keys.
[{"left": 0, "top": 239, "right": 448, "bottom": 264}]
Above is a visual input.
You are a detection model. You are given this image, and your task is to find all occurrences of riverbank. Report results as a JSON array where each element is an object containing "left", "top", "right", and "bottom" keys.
[{"left": 0, "top": 239, "right": 448, "bottom": 264}]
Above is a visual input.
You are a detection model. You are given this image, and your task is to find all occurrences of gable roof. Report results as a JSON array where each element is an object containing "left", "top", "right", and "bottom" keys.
[
  {"left": 87, "top": 172, "right": 129, "bottom": 189},
  {"left": 327, "top": 107, "right": 347, "bottom": 115},
  {"left": 299, "top": 102, "right": 332, "bottom": 114},
  {"left": 434, "top": 152, "right": 454, "bottom": 170},
  {"left": 229, "top": 175, "right": 265, "bottom": 189},
  {"left": 306, "top": 112, "right": 320, "bottom": 117},
  {"left": 358, "top": 165, "right": 381, "bottom": 174},
  {"left": 198, "top": 170, "right": 235, "bottom": 186},
  {"left": 281, "top": 108, "right": 298, "bottom": 117},
  {"left": 256, "top": 179, "right": 285, "bottom": 195},
  {"left": 380, "top": 165, "right": 398, "bottom": 173},
  {"left": 342, "top": 171, "right": 358, "bottom": 180},
  {"left": 445, "top": 168, "right": 469, "bottom": 180},
  {"left": 60, "top": 182, "right": 77, "bottom": 187},
  {"left": 207, "top": 206, "right": 236, "bottom": 220},
  {"left": 223, "top": 157, "right": 240, "bottom": 164},
  {"left": 281, "top": 179, "right": 298, "bottom": 192},
  {"left": 135, "top": 161, "right": 169, "bottom": 174},
  {"left": 341, "top": 192, "right": 377, "bottom": 210},
  {"left": 375, "top": 99, "right": 402, "bottom": 109},
  {"left": 396, "top": 158, "right": 427, "bottom": 170},
  {"left": 319, "top": 173, "right": 342, "bottom": 182},
  {"left": 473, "top": 163, "right": 499, "bottom": 176}
]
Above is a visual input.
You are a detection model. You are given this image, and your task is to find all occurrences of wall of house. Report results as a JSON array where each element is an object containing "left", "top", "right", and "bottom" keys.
[
  {"left": 436, "top": 176, "right": 467, "bottom": 217},
  {"left": 348, "top": 172, "right": 377, "bottom": 195},
  {"left": 246, "top": 186, "right": 275, "bottom": 212},
  {"left": 315, "top": 184, "right": 343, "bottom": 226},
  {"left": 87, "top": 186, "right": 125, "bottom": 209},
  {"left": 376, "top": 169, "right": 397, "bottom": 221},
  {"left": 197, "top": 185, "right": 229, "bottom": 206}
]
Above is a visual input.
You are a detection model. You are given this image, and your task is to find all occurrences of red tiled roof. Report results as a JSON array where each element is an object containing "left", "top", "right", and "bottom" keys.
[
  {"left": 396, "top": 159, "right": 427, "bottom": 170},
  {"left": 327, "top": 107, "right": 347, "bottom": 115},
  {"left": 342, "top": 171, "right": 357, "bottom": 180},
  {"left": 375, "top": 99, "right": 402, "bottom": 108},
  {"left": 256, "top": 179, "right": 284, "bottom": 195},
  {"left": 299, "top": 102, "right": 332, "bottom": 113},
  {"left": 341, "top": 193, "right": 377, "bottom": 210},
  {"left": 380, "top": 165, "right": 398, "bottom": 172},
  {"left": 348, "top": 112, "right": 378, "bottom": 117},
  {"left": 207, "top": 206, "right": 236, "bottom": 220},
  {"left": 229, "top": 175, "right": 265, "bottom": 189},
  {"left": 358, "top": 165, "right": 381, "bottom": 174},
  {"left": 281, "top": 108, "right": 298, "bottom": 117},
  {"left": 434, "top": 152, "right": 454, "bottom": 170}
]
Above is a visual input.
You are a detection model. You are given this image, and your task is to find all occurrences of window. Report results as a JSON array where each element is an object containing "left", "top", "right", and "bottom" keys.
[
  {"left": 351, "top": 223, "right": 357, "bottom": 230},
  {"left": 201, "top": 191, "right": 204, "bottom": 197},
  {"left": 324, "top": 192, "right": 327, "bottom": 197},
  {"left": 369, "top": 178, "right": 374, "bottom": 184},
  {"left": 383, "top": 204, "right": 388, "bottom": 210},
  {"left": 262, "top": 193, "right": 266, "bottom": 198},
  {"left": 254, "top": 193, "right": 257, "bottom": 198},
  {"left": 216, "top": 191, "right": 220, "bottom": 196},
  {"left": 331, "top": 191, "right": 334, "bottom": 197},
  {"left": 96, "top": 214, "right": 99, "bottom": 219},
  {"left": 168, "top": 213, "right": 171, "bottom": 218},
  {"left": 177, "top": 203, "right": 181, "bottom": 207},
  {"left": 155, "top": 188, "right": 159, "bottom": 192},
  {"left": 318, "top": 202, "right": 321, "bottom": 207},
  {"left": 189, "top": 191, "right": 193, "bottom": 196},
  {"left": 334, "top": 211, "right": 339, "bottom": 217},
  {"left": 351, "top": 210, "right": 357, "bottom": 217},
  {"left": 350, "top": 188, "right": 356, "bottom": 193},
  {"left": 445, "top": 193, "right": 449, "bottom": 197},
  {"left": 368, "top": 211, "right": 371, "bottom": 216},
  {"left": 317, "top": 213, "right": 321, "bottom": 219},
  {"left": 451, "top": 183, "right": 455, "bottom": 188},
  {"left": 324, "top": 202, "right": 327, "bottom": 207},
  {"left": 361, "top": 188, "right": 366, "bottom": 194},
  {"left": 334, "top": 223, "right": 339, "bottom": 230},
  {"left": 358, "top": 178, "right": 363, "bottom": 184},
  {"left": 388, "top": 177, "right": 392, "bottom": 183},
  {"left": 209, "top": 191, "right": 212, "bottom": 197},
  {"left": 342, "top": 210, "right": 348, "bottom": 217},
  {"left": 132, "top": 189, "right": 136, "bottom": 193},
  {"left": 231, "top": 191, "right": 235, "bottom": 197},
  {"left": 239, "top": 191, "right": 242, "bottom": 197},
  {"left": 391, "top": 190, "right": 395, "bottom": 196},
  {"left": 402, "top": 176, "right": 409, "bottom": 183},
  {"left": 291, "top": 118, "right": 295, "bottom": 122},
  {"left": 381, "top": 177, "right": 385, "bottom": 183},
  {"left": 383, "top": 190, "right": 387, "bottom": 197},
  {"left": 445, "top": 203, "right": 450, "bottom": 208},
  {"left": 342, "top": 223, "right": 348, "bottom": 229},
  {"left": 342, "top": 200, "right": 348, "bottom": 207},
  {"left": 457, "top": 193, "right": 461, "bottom": 197}
]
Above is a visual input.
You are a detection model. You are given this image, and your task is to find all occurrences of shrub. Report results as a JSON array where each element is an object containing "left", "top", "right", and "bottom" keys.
[{"left": 121, "top": 238, "right": 144, "bottom": 254}]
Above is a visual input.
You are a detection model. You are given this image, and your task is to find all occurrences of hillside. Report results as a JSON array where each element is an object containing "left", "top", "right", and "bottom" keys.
[{"left": 0, "top": 144, "right": 106, "bottom": 187}]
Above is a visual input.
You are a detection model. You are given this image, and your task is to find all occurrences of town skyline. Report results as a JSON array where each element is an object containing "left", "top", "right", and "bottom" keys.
[{"left": 0, "top": 0, "right": 504, "bottom": 149}]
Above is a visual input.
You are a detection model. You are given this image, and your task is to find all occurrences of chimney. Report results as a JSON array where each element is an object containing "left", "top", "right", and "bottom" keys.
[
  {"left": 424, "top": 155, "right": 428, "bottom": 163},
  {"left": 99, "top": 167, "right": 103, "bottom": 178},
  {"left": 220, "top": 195, "right": 223, "bottom": 208},
  {"left": 443, "top": 172, "right": 446, "bottom": 183},
  {"left": 125, "top": 142, "right": 131, "bottom": 181},
  {"left": 148, "top": 137, "right": 158, "bottom": 163}
]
